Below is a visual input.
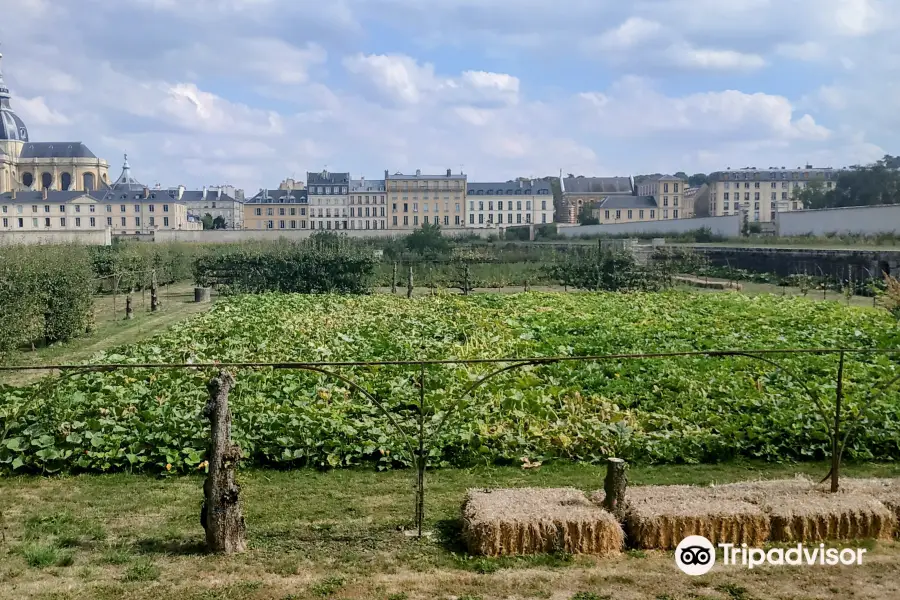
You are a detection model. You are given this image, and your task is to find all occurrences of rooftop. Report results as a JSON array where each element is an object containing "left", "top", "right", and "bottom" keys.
[
  {"left": 349, "top": 178, "right": 386, "bottom": 192},
  {"left": 18, "top": 142, "right": 98, "bottom": 160},
  {"left": 307, "top": 171, "right": 350, "bottom": 186},
  {"left": 597, "top": 195, "right": 658, "bottom": 210},
  {"left": 246, "top": 188, "right": 309, "bottom": 204},
  {"left": 562, "top": 176, "right": 633, "bottom": 195},
  {"left": 467, "top": 180, "right": 552, "bottom": 195}
]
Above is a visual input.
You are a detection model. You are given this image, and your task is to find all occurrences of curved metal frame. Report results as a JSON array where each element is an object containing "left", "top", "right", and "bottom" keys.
[{"left": 4, "top": 348, "right": 900, "bottom": 537}]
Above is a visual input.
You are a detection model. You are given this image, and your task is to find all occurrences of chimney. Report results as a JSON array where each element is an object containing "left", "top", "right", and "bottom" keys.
[
  {"left": 446, "top": 168, "right": 451, "bottom": 177},
  {"left": 416, "top": 169, "right": 421, "bottom": 177},
  {"left": 11, "top": 189, "right": 16, "bottom": 200},
  {"left": 177, "top": 184, "right": 185, "bottom": 201},
  {"left": 202, "top": 185, "right": 207, "bottom": 200},
  {"left": 42, "top": 187, "right": 48, "bottom": 201},
  {"left": 384, "top": 169, "right": 389, "bottom": 180},
  {"left": 143, "top": 187, "right": 149, "bottom": 199}
]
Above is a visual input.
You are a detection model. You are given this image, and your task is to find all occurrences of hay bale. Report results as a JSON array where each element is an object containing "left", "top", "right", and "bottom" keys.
[
  {"left": 591, "top": 485, "right": 769, "bottom": 550},
  {"left": 819, "top": 478, "right": 900, "bottom": 536},
  {"left": 759, "top": 491, "right": 895, "bottom": 542},
  {"left": 713, "top": 475, "right": 816, "bottom": 503},
  {"left": 461, "top": 488, "right": 623, "bottom": 557}
]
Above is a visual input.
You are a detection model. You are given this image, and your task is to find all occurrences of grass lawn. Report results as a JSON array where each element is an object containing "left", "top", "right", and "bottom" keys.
[{"left": 2, "top": 461, "right": 899, "bottom": 600}]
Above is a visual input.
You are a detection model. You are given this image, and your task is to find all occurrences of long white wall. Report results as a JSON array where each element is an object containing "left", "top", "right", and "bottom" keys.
[
  {"left": 0, "top": 228, "right": 111, "bottom": 246},
  {"left": 776, "top": 205, "right": 900, "bottom": 236},
  {"left": 558, "top": 215, "right": 741, "bottom": 238},
  {"left": 155, "top": 227, "right": 500, "bottom": 244}
]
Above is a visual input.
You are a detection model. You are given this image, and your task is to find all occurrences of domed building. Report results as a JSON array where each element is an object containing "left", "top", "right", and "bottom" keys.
[{"left": 0, "top": 50, "right": 110, "bottom": 194}]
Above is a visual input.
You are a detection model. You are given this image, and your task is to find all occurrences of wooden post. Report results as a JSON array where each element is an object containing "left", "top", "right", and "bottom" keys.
[
  {"left": 150, "top": 271, "right": 160, "bottom": 312},
  {"left": 200, "top": 371, "right": 247, "bottom": 553},
  {"left": 194, "top": 287, "right": 211, "bottom": 303},
  {"left": 464, "top": 264, "right": 471, "bottom": 296},
  {"left": 831, "top": 353, "right": 845, "bottom": 493},
  {"left": 524, "top": 279, "right": 529, "bottom": 292},
  {"left": 125, "top": 295, "right": 134, "bottom": 320},
  {"left": 407, "top": 266, "right": 414, "bottom": 298},
  {"left": 391, "top": 262, "right": 397, "bottom": 294},
  {"left": 602, "top": 458, "right": 628, "bottom": 520}
]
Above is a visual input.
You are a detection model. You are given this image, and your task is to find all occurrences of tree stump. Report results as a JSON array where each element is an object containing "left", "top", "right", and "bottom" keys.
[
  {"left": 407, "top": 266, "right": 414, "bottom": 299},
  {"left": 194, "top": 287, "right": 211, "bottom": 303},
  {"left": 125, "top": 295, "right": 134, "bottom": 320},
  {"left": 200, "top": 371, "right": 247, "bottom": 554},
  {"left": 602, "top": 457, "right": 628, "bottom": 520}
]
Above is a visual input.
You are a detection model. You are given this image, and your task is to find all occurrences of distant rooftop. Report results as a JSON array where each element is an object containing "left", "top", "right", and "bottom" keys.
[
  {"left": 467, "top": 179, "right": 552, "bottom": 195},
  {"left": 19, "top": 142, "right": 98, "bottom": 160},
  {"left": 562, "top": 176, "right": 633, "bottom": 195},
  {"left": 597, "top": 195, "right": 658, "bottom": 210}
]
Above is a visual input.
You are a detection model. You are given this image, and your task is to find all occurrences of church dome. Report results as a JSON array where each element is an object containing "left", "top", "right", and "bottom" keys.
[{"left": 0, "top": 52, "right": 29, "bottom": 142}]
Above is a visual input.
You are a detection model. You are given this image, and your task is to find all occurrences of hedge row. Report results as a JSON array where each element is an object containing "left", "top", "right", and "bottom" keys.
[
  {"left": 193, "top": 237, "right": 377, "bottom": 294},
  {"left": 0, "top": 245, "right": 94, "bottom": 356}
]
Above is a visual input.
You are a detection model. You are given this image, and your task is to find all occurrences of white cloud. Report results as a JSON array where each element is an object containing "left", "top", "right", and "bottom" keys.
[
  {"left": 668, "top": 44, "right": 767, "bottom": 70},
  {"left": 15, "top": 96, "right": 70, "bottom": 126},
  {"left": 343, "top": 53, "right": 520, "bottom": 108},
  {"left": 586, "top": 17, "right": 662, "bottom": 51},
  {"left": 0, "top": 0, "right": 894, "bottom": 191}
]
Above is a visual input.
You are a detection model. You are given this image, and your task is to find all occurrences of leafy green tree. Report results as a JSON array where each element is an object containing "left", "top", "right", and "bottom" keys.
[
  {"left": 405, "top": 223, "right": 450, "bottom": 256},
  {"left": 674, "top": 171, "right": 689, "bottom": 180},
  {"left": 688, "top": 173, "right": 709, "bottom": 187},
  {"left": 201, "top": 213, "right": 214, "bottom": 230},
  {"left": 212, "top": 215, "right": 227, "bottom": 229},
  {"left": 577, "top": 204, "right": 599, "bottom": 225}
]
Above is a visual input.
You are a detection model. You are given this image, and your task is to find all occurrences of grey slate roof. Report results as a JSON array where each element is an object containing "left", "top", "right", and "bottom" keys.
[
  {"left": 307, "top": 171, "right": 350, "bottom": 186},
  {"left": 19, "top": 142, "right": 97, "bottom": 159},
  {"left": 0, "top": 107, "right": 28, "bottom": 142},
  {"left": 467, "top": 180, "right": 552, "bottom": 196},
  {"left": 597, "top": 195, "right": 658, "bottom": 210},
  {"left": 563, "top": 176, "right": 633, "bottom": 194},
  {"left": 350, "top": 179, "right": 385, "bottom": 192},
  {"left": 246, "top": 189, "right": 309, "bottom": 204},
  {"left": 708, "top": 167, "right": 840, "bottom": 182},
  {"left": 387, "top": 170, "right": 466, "bottom": 180}
]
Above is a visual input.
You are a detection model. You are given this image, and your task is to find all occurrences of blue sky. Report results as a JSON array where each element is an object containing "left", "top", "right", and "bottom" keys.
[{"left": 1, "top": 0, "right": 896, "bottom": 192}]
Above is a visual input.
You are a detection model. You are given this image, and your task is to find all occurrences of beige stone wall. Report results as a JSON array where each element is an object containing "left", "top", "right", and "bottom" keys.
[
  {"left": 386, "top": 178, "right": 465, "bottom": 229},
  {"left": 243, "top": 203, "right": 311, "bottom": 230}
]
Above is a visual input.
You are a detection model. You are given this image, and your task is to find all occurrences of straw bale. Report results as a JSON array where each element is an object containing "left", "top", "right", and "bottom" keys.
[
  {"left": 712, "top": 475, "right": 816, "bottom": 503},
  {"left": 461, "top": 488, "right": 624, "bottom": 556},
  {"left": 816, "top": 478, "right": 900, "bottom": 537},
  {"left": 591, "top": 485, "right": 769, "bottom": 550},
  {"left": 758, "top": 490, "right": 895, "bottom": 542}
]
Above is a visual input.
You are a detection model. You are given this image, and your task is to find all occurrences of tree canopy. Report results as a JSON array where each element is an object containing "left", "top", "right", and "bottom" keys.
[{"left": 793, "top": 157, "right": 900, "bottom": 209}]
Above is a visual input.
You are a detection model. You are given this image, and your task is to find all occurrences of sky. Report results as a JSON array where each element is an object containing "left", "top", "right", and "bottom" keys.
[{"left": 1, "top": 0, "right": 897, "bottom": 193}]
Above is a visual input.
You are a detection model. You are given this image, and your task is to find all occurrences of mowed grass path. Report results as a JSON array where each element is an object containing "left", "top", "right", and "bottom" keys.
[{"left": 2, "top": 462, "right": 900, "bottom": 600}]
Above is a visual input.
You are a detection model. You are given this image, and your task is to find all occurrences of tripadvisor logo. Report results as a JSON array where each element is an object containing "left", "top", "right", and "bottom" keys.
[{"left": 675, "top": 536, "right": 867, "bottom": 575}]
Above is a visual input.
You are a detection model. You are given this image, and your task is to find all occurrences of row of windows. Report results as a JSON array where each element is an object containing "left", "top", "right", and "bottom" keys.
[
  {"left": 349, "top": 196, "right": 386, "bottom": 204},
  {"left": 602, "top": 209, "right": 676, "bottom": 220},
  {"left": 392, "top": 194, "right": 461, "bottom": 201},
  {"left": 468, "top": 213, "right": 542, "bottom": 225},
  {"left": 721, "top": 170, "right": 832, "bottom": 181},
  {"left": 467, "top": 188, "right": 549, "bottom": 196},
  {"left": 19, "top": 171, "right": 103, "bottom": 191},
  {"left": 391, "top": 215, "right": 465, "bottom": 227},
  {"left": 397, "top": 202, "right": 464, "bottom": 213},
  {"left": 723, "top": 192, "right": 792, "bottom": 201},
  {"left": 662, "top": 183, "right": 679, "bottom": 193},
  {"left": 387, "top": 181, "right": 462, "bottom": 191},
  {"left": 469, "top": 200, "right": 547, "bottom": 211},
  {"left": 311, "top": 186, "right": 348, "bottom": 195},
  {"left": 1, "top": 203, "right": 170, "bottom": 214},
  {"left": 1, "top": 216, "right": 171, "bottom": 228},
  {"left": 661, "top": 197, "right": 679, "bottom": 207}
]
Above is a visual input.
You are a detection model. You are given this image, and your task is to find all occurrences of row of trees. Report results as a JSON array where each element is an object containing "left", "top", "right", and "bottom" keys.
[{"left": 793, "top": 156, "right": 900, "bottom": 209}]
